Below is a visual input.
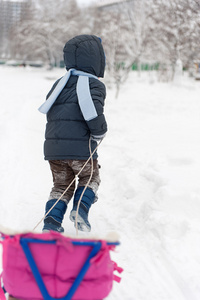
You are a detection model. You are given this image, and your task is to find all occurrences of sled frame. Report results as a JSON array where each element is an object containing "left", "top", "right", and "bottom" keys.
[{"left": 19, "top": 237, "right": 119, "bottom": 300}]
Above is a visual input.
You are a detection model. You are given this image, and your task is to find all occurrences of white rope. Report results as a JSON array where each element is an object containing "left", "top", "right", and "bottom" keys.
[{"left": 33, "top": 138, "right": 102, "bottom": 232}]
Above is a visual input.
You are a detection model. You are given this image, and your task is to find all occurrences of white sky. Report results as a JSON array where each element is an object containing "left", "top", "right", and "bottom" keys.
[
  {"left": 3, "top": 0, "right": 108, "bottom": 6},
  {"left": 76, "top": 0, "right": 125, "bottom": 7},
  {"left": 76, "top": 0, "right": 97, "bottom": 6}
]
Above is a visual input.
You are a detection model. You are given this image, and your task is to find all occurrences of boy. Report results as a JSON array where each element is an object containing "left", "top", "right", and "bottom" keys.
[{"left": 40, "top": 35, "right": 107, "bottom": 233}]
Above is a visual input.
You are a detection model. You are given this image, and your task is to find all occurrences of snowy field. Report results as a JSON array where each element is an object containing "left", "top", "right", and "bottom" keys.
[{"left": 0, "top": 66, "right": 200, "bottom": 300}]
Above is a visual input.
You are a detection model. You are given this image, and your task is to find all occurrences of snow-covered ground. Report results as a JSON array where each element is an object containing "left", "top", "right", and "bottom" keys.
[{"left": 0, "top": 66, "right": 200, "bottom": 300}]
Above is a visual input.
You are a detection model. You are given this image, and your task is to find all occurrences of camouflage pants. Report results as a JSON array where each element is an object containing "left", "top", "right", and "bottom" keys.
[{"left": 48, "top": 159, "right": 100, "bottom": 203}]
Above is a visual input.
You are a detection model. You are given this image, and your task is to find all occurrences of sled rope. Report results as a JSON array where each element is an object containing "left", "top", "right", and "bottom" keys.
[{"left": 33, "top": 138, "right": 102, "bottom": 233}]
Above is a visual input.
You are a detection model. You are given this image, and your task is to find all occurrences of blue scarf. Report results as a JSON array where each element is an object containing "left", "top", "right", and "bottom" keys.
[{"left": 38, "top": 69, "right": 98, "bottom": 121}]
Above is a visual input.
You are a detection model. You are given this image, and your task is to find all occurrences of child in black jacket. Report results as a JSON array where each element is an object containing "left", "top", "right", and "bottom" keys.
[{"left": 40, "top": 35, "right": 107, "bottom": 233}]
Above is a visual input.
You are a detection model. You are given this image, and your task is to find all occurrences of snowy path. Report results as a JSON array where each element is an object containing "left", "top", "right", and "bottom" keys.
[{"left": 0, "top": 67, "right": 200, "bottom": 299}]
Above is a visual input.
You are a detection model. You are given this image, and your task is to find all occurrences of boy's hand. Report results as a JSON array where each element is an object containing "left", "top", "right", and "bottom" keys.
[{"left": 90, "top": 133, "right": 106, "bottom": 142}]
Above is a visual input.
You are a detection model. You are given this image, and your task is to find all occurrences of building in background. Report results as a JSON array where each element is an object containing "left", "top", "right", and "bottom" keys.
[{"left": 0, "top": 0, "right": 29, "bottom": 58}]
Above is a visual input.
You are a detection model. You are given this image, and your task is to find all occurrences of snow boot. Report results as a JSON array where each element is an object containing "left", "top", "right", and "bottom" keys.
[
  {"left": 42, "top": 199, "right": 67, "bottom": 233},
  {"left": 69, "top": 187, "right": 95, "bottom": 232}
]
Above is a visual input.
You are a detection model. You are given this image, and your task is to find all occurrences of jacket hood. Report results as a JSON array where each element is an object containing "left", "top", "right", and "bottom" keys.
[{"left": 63, "top": 35, "right": 106, "bottom": 78}]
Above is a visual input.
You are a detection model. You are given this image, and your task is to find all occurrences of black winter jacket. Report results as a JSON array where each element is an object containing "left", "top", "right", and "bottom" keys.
[{"left": 44, "top": 35, "right": 107, "bottom": 160}]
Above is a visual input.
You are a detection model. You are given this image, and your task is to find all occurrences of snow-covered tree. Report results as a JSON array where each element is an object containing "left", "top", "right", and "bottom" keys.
[
  {"left": 150, "top": 0, "right": 200, "bottom": 80},
  {"left": 90, "top": 0, "right": 157, "bottom": 97},
  {"left": 9, "top": 0, "right": 81, "bottom": 66},
  {"left": 5, "top": 0, "right": 200, "bottom": 85}
]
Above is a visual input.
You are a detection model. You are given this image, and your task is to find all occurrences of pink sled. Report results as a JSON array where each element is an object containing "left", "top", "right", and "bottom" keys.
[{"left": 0, "top": 231, "right": 123, "bottom": 300}]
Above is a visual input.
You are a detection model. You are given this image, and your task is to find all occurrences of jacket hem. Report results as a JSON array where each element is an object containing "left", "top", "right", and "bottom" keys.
[{"left": 44, "top": 154, "right": 98, "bottom": 161}]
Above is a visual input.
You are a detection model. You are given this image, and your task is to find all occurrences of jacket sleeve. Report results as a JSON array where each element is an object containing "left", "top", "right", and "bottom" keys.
[{"left": 86, "top": 78, "right": 107, "bottom": 137}]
